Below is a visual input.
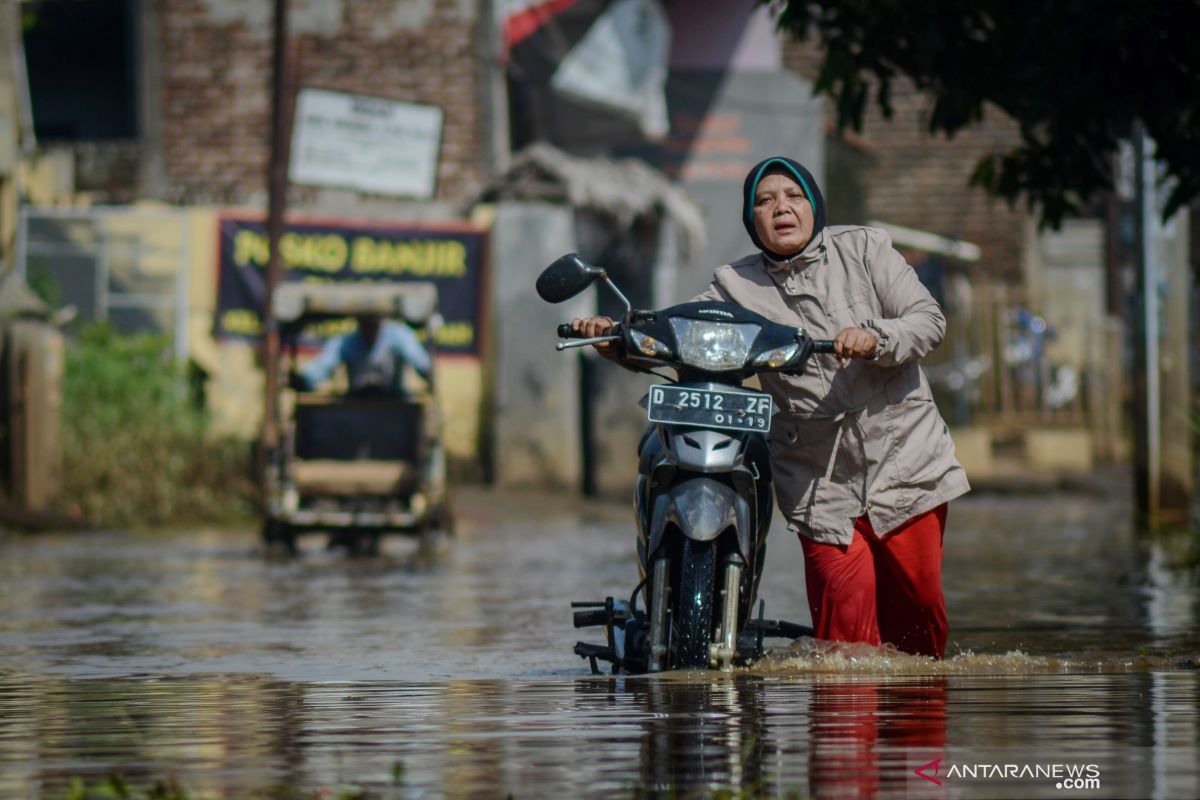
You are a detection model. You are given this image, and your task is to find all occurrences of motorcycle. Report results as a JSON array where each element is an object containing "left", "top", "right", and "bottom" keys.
[{"left": 536, "top": 254, "right": 834, "bottom": 673}]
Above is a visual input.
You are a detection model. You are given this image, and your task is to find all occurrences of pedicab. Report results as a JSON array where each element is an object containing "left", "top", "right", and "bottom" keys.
[{"left": 261, "top": 282, "right": 452, "bottom": 554}]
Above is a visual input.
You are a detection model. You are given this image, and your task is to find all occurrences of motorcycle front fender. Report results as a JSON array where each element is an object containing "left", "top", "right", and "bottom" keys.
[{"left": 649, "top": 477, "right": 752, "bottom": 558}]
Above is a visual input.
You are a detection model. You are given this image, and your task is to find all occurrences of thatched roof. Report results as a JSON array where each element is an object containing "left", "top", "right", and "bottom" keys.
[{"left": 476, "top": 142, "right": 706, "bottom": 256}]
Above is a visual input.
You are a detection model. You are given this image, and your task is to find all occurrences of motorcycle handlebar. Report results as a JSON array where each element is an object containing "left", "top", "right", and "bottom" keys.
[
  {"left": 557, "top": 323, "right": 584, "bottom": 338},
  {"left": 558, "top": 324, "right": 835, "bottom": 354},
  {"left": 558, "top": 322, "right": 622, "bottom": 339},
  {"left": 561, "top": 326, "right": 835, "bottom": 350}
]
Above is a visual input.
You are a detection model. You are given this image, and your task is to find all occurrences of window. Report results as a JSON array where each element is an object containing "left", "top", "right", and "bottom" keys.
[{"left": 22, "top": 0, "right": 137, "bottom": 140}]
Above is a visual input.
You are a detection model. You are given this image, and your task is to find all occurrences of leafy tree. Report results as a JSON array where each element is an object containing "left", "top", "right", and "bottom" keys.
[{"left": 765, "top": 0, "right": 1200, "bottom": 226}]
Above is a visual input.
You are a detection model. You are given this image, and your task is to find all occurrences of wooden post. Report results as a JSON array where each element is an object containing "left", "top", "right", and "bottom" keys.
[{"left": 260, "top": 0, "right": 292, "bottom": 482}]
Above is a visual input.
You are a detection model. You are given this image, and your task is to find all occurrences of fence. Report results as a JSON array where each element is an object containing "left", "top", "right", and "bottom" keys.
[
  {"left": 15, "top": 206, "right": 192, "bottom": 359},
  {"left": 923, "top": 274, "right": 1125, "bottom": 461}
]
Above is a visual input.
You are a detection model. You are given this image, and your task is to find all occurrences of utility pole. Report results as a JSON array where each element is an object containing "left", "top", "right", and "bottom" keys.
[
  {"left": 1132, "top": 123, "right": 1160, "bottom": 521},
  {"left": 1131, "top": 122, "right": 1193, "bottom": 529},
  {"left": 260, "top": 0, "right": 292, "bottom": 480}
]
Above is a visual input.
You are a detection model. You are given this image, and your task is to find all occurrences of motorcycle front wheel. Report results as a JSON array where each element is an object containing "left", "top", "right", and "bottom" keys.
[{"left": 671, "top": 537, "right": 716, "bottom": 669}]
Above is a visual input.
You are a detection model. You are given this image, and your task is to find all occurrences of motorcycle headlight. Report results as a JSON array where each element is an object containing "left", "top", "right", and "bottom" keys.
[
  {"left": 752, "top": 343, "right": 799, "bottom": 368},
  {"left": 669, "top": 318, "right": 760, "bottom": 371},
  {"left": 629, "top": 328, "right": 672, "bottom": 358}
]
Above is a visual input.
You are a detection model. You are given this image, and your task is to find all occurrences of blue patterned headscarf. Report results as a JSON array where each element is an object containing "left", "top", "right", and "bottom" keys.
[{"left": 742, "top": 156, "right": 827, "bottom": 258}]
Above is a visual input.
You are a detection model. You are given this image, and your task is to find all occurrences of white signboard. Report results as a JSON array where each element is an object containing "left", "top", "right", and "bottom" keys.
[{"left": 289, "top": 88, "right": 443, "bottom": 199}]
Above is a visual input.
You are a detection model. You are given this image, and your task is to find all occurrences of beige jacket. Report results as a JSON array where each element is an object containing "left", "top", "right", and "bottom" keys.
[{"left": 694, "top": 225, "right": 970, "bottom": 544}]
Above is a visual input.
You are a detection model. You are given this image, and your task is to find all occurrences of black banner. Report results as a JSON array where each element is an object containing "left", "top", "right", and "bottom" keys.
[{"left": 214, "top": 215, "right": 487, "bottom": 356}]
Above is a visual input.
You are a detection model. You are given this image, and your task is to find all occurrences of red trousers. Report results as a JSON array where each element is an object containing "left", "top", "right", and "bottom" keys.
[{"left": 800, "top": 504, "right": 949, "bottom": 658}]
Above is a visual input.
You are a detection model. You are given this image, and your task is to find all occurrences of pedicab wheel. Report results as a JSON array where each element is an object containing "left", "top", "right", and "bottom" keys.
[
  {"left": 351, "top": 531, "right": 381, "bottom": 557},
  {"left": 327, "top": 528, "right": 380, "bottom": 557},
  {"left": 433, "top": 502, "right": 455, "bottom": 537},
  {"left": 262, "top": 518, "right": 298, "bottom": 555}
]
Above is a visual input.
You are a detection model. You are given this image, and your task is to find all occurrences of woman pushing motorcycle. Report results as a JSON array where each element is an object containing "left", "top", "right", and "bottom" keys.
[{"left": 573, "top": 156, "right": 970, "bottom": 658}]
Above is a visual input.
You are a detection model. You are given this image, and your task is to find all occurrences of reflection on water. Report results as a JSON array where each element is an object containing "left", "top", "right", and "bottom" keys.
[
  {"left": 0, "top": 488, "right": 1197, "bottom": 797},
  {"left": 2, "top": 673, "right": 1198, "bottom": 798}
]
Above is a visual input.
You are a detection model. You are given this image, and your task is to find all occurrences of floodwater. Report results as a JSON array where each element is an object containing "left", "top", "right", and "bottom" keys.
[{"left": 1, "top": 486, "right": 1197, "bottom": 798}]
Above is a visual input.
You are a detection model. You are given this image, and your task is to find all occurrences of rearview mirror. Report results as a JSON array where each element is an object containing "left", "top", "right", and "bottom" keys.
[{"left": 536, "top": 253, "right": 605, "bottom": 303}]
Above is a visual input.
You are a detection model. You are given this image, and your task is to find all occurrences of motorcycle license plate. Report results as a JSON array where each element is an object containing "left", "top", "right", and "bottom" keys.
[{"left": 647, "top": 385, "right": 773, "bottom": 432}]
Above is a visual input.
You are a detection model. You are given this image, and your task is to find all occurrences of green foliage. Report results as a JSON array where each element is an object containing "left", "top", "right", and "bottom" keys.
[
  {"left": 26, "top": 265, "right": 63, "bottom": 309},
  {"left": 626, "top": 785, "right": 806, "bottom": 800},
  {"left": 63, "top": 774, "right": 191, "bottom": 800},
  {"left": 60, "top": 324, "right": 256, "bottom": 528},
  {"left": 764, "top": 0, "right": 1200, "bottom": 227}
]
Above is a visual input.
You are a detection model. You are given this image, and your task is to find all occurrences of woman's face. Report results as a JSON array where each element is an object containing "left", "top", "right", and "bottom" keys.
[{"left": 752, "top": 171, "right": 815, "bottom": 256}]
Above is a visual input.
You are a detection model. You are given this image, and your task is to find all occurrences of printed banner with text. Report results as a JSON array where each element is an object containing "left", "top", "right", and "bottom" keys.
[{"left": 214, "top": 216, "right": 487, "bottom": 356}]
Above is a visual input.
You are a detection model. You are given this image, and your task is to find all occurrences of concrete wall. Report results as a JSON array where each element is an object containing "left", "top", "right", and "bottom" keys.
[{"left": 488, "top": 202, "right": 585, "bottom": 488}]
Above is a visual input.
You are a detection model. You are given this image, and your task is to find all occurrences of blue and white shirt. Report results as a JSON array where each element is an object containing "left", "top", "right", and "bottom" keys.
[{"left": 299, "top": 321, "right": 431, "bottom": 394}]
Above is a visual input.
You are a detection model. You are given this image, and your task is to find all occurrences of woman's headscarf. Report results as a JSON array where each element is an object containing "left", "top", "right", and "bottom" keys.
[{"left": 741, "top": 156, "right": 827, "bottom": 259}]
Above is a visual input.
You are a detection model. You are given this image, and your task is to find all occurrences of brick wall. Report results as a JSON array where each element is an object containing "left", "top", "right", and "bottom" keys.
[
  {"left": 783, "top": 38, "right": 1026, "bottom": 280},
  {"left": 159, "top": 0, "right": 485, "bottom": 206}
]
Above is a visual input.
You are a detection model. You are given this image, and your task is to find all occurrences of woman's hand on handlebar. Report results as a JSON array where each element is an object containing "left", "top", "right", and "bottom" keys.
[
  {"left": 833, "top": 326, "right": 880, "bottom": 363},
  {"left": 572, "top": 316, "right": 617, "bottom": 356}
]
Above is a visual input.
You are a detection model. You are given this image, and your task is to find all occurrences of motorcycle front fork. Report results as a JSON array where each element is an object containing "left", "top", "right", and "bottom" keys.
[
  {"left": 647, "top": 557, "right": 670, "bottom": 672},
  {"left": 711, "top": 559, "right": 742, "bottom": 670}
]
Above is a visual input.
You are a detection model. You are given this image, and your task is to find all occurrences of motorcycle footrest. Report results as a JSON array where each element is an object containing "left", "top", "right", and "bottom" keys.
[
  {"left": 748, "top": 619, "right": 815, "bottom": 639},
  {"left": 574, "top": 641, "right": 617, "bottom": 663},
  {"left": 736, "top": 632, "right": 764, "bottom": 663}
]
